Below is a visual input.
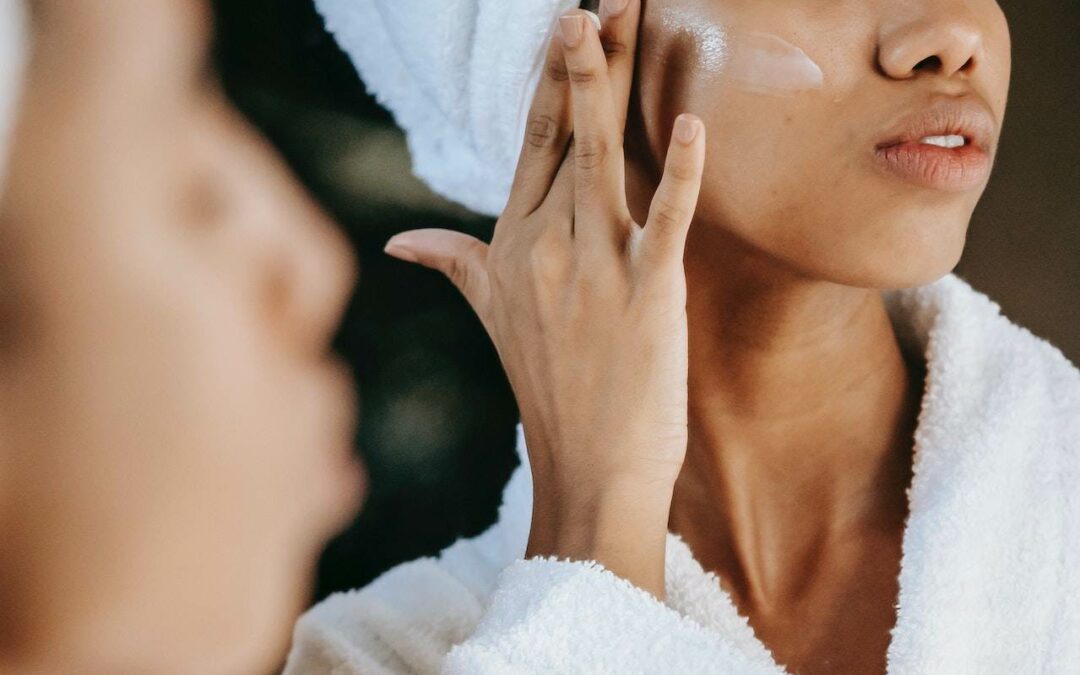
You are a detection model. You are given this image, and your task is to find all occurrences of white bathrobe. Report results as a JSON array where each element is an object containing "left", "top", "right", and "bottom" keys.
[
  {"left": 284, "top": 273, "right": 1080, "bottom": 674},
  {"left": 0, "top": 0, "right": 28, "bottom": 194}
]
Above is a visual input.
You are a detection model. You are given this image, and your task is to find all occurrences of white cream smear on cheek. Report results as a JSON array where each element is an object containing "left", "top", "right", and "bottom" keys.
[{"left": 660, "top": 8, "right": 823, "bottom": 97}]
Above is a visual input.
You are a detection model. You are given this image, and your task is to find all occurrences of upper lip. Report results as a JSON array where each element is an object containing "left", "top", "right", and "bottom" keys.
[{"left": 875, "top": 97, "right": 998, "bottom": 153}]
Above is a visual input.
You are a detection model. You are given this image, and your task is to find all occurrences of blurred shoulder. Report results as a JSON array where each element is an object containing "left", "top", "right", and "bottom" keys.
[
  {"left": 285, "top": 555, "right": 485, "bottom": 675},
  {"left": 284, "top": 459, "right": 532, "bottom": 674}
]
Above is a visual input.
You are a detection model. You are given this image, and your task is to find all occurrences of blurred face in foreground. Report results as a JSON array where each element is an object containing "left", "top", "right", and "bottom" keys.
[{"left": 0, "top": 2, "right": 363, "bottom": 673}]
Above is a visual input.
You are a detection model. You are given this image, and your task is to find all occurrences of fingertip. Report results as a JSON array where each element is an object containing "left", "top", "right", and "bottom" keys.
[
  {"left": 584, "top": 10, "right": 602, "bottom": 33},
  {"left": 599, "top": 0, "right": 632, "bottom": 21},
  {"left": 384, "top": 241, "right": 419, "bottom": 264},
  {"left": 672, "top": 114, "right": 703, "bottom": 146},
  {"left": 385, "top": 230, "right": 434, "bottom": 263},
  {"left": 559, "top": 9, "right": 601, "bottom": 49}
]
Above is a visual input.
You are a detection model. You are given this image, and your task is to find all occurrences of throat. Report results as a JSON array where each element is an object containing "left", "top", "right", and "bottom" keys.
[
  {"left": 672, "top": 264, "right": 924, "bottom": 609},
  {"left": 663, "top": 214, "right": 924, "bottom": 674},
  {"left": 668, "top": 336, "right": 919, "bottom": 675}
]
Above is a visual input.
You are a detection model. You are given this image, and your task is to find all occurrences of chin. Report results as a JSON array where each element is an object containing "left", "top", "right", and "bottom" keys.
[
  {"left": 195, "top": 604, "right": 296, "bottom": 675},
  {"left": 774, "top": 224, "right": 968, "bottom": 291},
  {"left": 813, "top": 204, "right": 973, "bottom": 290}
]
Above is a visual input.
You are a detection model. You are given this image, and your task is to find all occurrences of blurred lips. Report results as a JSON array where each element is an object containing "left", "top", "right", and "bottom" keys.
[
  {"left": 874, "top": 97, "right": 997, "bottom": 192},
  {"left": 318, "top": 358, "right": 366, "bottom": 516}
]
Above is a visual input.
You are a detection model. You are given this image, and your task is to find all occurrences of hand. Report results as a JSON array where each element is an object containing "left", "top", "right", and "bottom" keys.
[{"left": 383, "top": 1, "right": 706, "bottom": 598}]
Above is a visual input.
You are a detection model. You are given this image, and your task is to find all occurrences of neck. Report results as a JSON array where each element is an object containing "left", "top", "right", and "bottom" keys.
[{"left": 669, "top": 224, "right": 922, "bottom": 606}]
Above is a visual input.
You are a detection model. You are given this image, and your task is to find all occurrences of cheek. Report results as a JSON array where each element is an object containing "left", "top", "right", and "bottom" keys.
[
  {"left": 689, "top": 87, "right": 844, "bottom": 224},
  {"left": 687, "top": 90, "right": 979, "bottom": 287},
  {"left": 0, "top": 242, "right": 345, "bottom": 661},
  {"left": 983, "top": 5, "right": 1012, "bottom": 114}
]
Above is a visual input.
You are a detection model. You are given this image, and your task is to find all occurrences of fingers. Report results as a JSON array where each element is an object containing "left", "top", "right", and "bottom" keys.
[
  {"left": 641, "top": 115, "right": 706, "bottom": 268},
  {"left": 560, "top": 10, "right": 632, "bottom": 243},
  {"left": 384, "top": 230, "right": 491, "bottom": 317},
  {"left": 598, "top": 0, "right": 641, "bottom": 133},
  {"left": 505, "top": 2, "right": 638, "bottom": 220},
  {"left": 505, "top": 35, "right": 573, "bottom": 217}
]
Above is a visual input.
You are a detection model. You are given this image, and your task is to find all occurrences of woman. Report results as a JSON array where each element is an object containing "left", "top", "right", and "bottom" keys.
[
  {"left": 0, "top": 1, "right": 364, "bottom": 673},
  {"left": 288, "top": 0, "right": 1079, "bottom": 673}
]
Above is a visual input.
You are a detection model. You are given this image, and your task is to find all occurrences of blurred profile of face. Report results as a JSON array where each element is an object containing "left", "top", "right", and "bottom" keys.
[
  {"left": 0, "top": 2, "right": 363, "bottom": 673},
  {"left": 628, "top": 0, "right": 1011, "bottom": 288}
]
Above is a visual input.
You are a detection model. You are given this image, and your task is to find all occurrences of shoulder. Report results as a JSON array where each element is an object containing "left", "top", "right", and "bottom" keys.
[
  {"left": 285, "top": 555, "right": 485, "bottom": 675},
  {"left": 891, "top": 274, "right": 1080, "bottom": 443},
  {"left": 933, "top": 276, "right": 1080, "bottom": 546},
  {"left": 284, "top": 532, "right": 509, "bottom": 675},
  {"left": 891, "top": 275, "right": 1080, "bottom": 531},
  {"left": 284, "top": 459, "right": 533, "bottom": 675}
]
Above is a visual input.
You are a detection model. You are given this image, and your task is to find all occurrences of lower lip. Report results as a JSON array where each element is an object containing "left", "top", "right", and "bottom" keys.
[{"left": 874, "top": 141, "right": 991, "bottom": 192}]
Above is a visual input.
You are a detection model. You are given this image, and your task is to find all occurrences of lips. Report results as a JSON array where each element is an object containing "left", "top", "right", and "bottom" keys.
[
  {"left": 874, "top": 98, "right": 997, "bottom": 192},
  {"left": 316, "top": 358, "right": 366, "bottom": 516}
]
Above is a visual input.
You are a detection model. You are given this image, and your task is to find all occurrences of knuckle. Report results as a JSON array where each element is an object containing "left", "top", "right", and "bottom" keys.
[
  {"left": 528, "top": 252, "right": 561, "bottom": 287},
  {"left": 464, "top": 236, "right": 489, "bottom": 261},
  {"left": 602, "top": 37, "right": 629, "bottom": 59},
  {"left": 545, "top": 59, "right": 570, "bottom": 83},
  {"left": 447, "top": 255, "right": 473, "bottom": 290},
  {"left": 574, "top": 137, "right": 609, "bottom": 172},
  {"left": 529, "top": 232, "right": 569, "bottom": 279},
  {"left": 525, "top": 114, "right": 561, "bottom": 153},
  {"left": 446, "top": 239, "right": 487, "bottom": 291},
  {"left": 567, "top": 65, "right": 599, "bottom": 86},
  {"left": 651, "top": 201, "right": 687, "bottom": 231}
]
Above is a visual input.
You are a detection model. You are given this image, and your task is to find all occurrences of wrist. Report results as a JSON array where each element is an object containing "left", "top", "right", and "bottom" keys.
[{"left": 526, "top": 477, "right": 674, "bottom": 598}]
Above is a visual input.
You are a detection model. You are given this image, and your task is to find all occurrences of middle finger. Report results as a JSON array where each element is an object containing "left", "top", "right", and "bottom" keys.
[{"left": 560, "top": 10, "right": 632, "bottom": 246}]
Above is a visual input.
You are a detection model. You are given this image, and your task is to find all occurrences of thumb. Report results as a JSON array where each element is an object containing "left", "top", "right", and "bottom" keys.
[{"left": 385, "top": 229, "right": 491, "bottom": 313}]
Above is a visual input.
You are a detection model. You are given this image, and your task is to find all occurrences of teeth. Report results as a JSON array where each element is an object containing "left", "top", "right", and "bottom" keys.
[{"left": 919, "top": 135, "right": 966, "bottom": 148}]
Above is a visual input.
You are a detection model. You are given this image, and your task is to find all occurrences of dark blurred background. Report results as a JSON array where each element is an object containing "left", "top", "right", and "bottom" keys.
[{"left": 212, "top": 0, "right": 1080, "bottom": 602}]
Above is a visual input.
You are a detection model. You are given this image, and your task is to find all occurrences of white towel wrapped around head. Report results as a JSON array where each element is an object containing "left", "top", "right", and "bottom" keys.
[
  {"left": 0, "top": 0, "right": 29, "bottom": 198},
  {"left": 315, "top": 0, "right": 580, "bottom": 217}
]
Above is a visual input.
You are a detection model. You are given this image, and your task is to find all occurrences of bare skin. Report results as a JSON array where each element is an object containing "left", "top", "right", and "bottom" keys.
[
  {"left": 388, "top": 2, "right": 706, "bottom": 597},
  {"left": 389, "top": 0, "right": 1012, "bottom": 672},
  {"left": 621, "top": 0, "right": 1008, "bottom": 671},
  {"left": 0, "top": 2, "right": 362, "bottom": 673},
  {"left": 668, "top": 255, "right": 925, "bottom": 673}
]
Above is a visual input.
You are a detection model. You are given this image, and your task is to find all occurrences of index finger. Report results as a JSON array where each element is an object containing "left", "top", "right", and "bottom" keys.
[{"left": 504, "top": 33, "right": 573, "bottom": 218}]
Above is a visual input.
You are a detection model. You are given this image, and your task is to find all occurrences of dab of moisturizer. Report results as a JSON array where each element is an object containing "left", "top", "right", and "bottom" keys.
[{"left": 660, "top": 8, "right": 823, "bottom": 97}]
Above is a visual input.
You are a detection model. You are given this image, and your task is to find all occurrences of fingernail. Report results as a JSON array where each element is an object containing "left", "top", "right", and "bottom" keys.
[
  {"left": 583, "top": 10, "right": 602, "bottom": 33},
  {"left": 559, "top": 13, "right": 585, "bottom": 47},
  {"left": 674, "top": 115, "right": 700, "bottom": 145},
  {"left": 603, "top": 0, "right": 630, "bottom": 18},
  {"left": 384, "top": 241, "right": 418, "bottom": 263}
]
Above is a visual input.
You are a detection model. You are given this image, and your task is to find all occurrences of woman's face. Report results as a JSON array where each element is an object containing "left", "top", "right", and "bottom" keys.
[
  {"left": 0, "top": 2, "right": 362, "bottom": 673},
  {"left": 630, "top": 0, "right": 1011, "bottom": 288}
]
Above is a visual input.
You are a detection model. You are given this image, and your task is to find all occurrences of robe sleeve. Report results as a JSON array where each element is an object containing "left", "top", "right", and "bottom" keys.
[
  {"left": 441, "top": 558, "right": 781, "bottom": 675},
  {"left": 283, "top": 553, "right": 782, "bottom": 675},
  {"left": 283, "top": 556, "right": 488, "bottom": 675}
]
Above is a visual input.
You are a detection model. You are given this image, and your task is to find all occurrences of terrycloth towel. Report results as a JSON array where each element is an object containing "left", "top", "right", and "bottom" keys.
[
  {"left": 314, "top": 0, "right": 579, "bottom": 217},
  {"left": 285, "top": 274, "right": 1080, "bottom": 674},
  {"left": 0, "top": 0, "right": 29, "bottom": 197}
]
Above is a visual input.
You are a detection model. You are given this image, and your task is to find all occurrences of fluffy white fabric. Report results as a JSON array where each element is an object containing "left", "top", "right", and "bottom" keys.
[
  {"left": 313, "top": 0, "right": 579, "bottom": 217},
  {"left": 285, "top": 274, "right": 1080, "bottom": 674},
  {"left": 0, "top": 0, "right": 28, "bottom": 196}
]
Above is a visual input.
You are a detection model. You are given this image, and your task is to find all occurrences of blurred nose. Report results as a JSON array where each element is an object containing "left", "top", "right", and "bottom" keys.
[
  {"left": 878, "top": 1, "right": 986, "bottom": 80},
  {"left": 193, "top": 95, "right": 358, "bottom": 354},
  {"left": 268, "top": 209, "right": 358, "bottom": 353}
]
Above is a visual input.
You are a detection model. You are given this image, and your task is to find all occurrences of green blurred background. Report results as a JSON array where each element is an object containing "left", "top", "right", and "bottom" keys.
[{"left": 212, "top": 0, "right": 1080, "bottom": 603}]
